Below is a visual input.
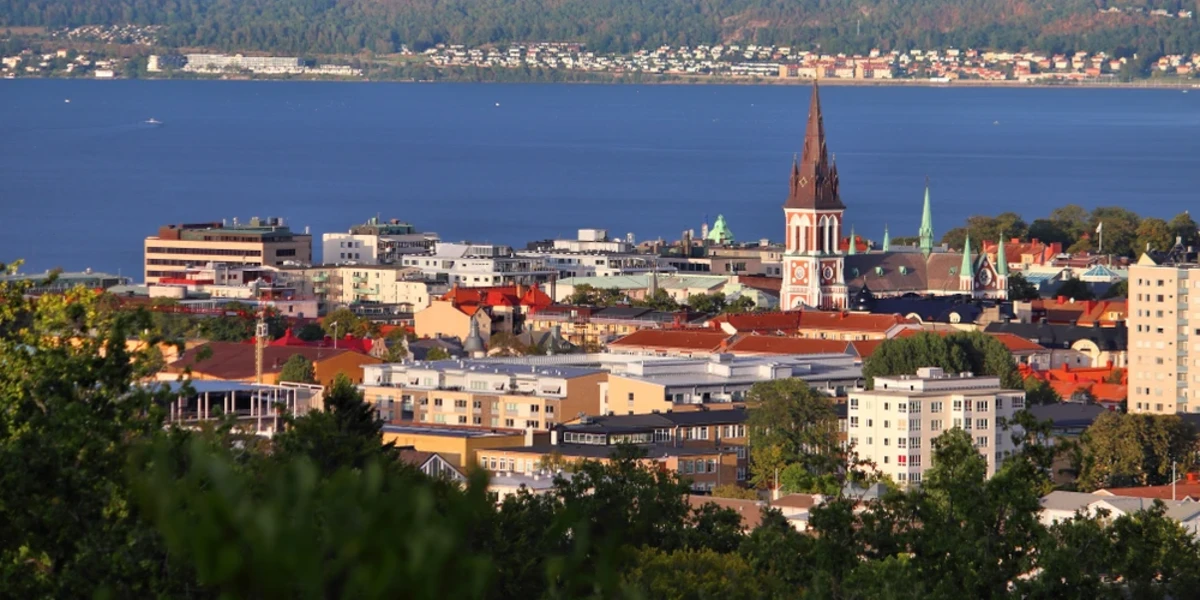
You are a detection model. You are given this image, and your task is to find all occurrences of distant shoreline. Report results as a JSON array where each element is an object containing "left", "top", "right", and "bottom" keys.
[{"left": 11, "top": 72, "right": 1200, "bottom": 90}]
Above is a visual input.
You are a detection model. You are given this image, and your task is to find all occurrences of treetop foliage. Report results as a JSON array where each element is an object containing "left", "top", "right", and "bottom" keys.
[{"left": 862, "top": 331, "right": 1021, "bottom": 389}]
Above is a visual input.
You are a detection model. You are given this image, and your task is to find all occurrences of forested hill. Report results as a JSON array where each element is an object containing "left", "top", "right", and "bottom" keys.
[{"left": 3, "top": 0, "right": 1199, "bottom": 56}]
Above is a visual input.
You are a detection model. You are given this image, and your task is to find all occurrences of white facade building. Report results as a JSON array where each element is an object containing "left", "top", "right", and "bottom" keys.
[
  {"left": 322, "top": 218, "right": 439, "bottom": 266},
  {"left": 848, "top": 367, "right": 1025, "bottom": 486},
  {"left": 399, "top": 242, "right": 556, "bottom": 286}
]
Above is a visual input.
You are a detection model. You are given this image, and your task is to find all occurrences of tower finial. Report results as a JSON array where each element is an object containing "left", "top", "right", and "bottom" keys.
[{"left": 882, "top": 224, "right": 890, "bottom": 253}]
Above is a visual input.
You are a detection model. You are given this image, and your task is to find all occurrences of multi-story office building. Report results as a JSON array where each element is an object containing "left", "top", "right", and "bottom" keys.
[
  {"left": 520, "top": 229, "right": 663, "bottom": 279},
  {"left": 848, "top": 367, "right": 1025, "bottom": 486},
  {"left": 143, "top": 217, "right": 311, "bottom": 284},
  {"left": 1127, "top": 251, "right": 1200, "bottom": 414},
  {"left": 322, "top": 217, "right": 439, "bottom": 265},
  {"left": 360, "top": 361, "right": 607, "bottom": 430},
  {"left": 399, "top": 242, "right": 557, "bottom": 286}
]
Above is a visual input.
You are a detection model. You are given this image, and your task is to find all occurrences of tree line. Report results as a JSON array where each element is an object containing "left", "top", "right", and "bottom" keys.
[
  {"left": 4, "top": 0, "right": 1200, "bottom": 58},
  {"left": 935, "top": 203, "right": 1200, "bottom": 260},
  {"left": 6, "top": 266, "right": 1200, "bottom": 597}
]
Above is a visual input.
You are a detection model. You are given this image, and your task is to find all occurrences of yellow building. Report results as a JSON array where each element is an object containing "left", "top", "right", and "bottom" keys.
[
  {"left": 414, "top": 300, "right": 494, "bottom": 342},
  {"left": 144, "top": 218, "right": 312, "bottom": 284},
  {"left": 381, "top": 424, "right": 531, "bottom": 468},
  {"left": 1129, "top": 252, "right": 1199, "bottom": 414},
  {"left": 360, "top": 361, "right": 607, "bottom": 430}
]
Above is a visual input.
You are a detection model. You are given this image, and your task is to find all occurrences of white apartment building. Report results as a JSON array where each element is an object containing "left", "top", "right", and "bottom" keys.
[
  {"left": 848, "top": 368, "right": 1025, "bottom": 486},
  {"left": 399, "top": 242, "right": 556, "bottom": 286},
  {"left": 322, "top": 217, "right": 439, "bottom": 265},
  {"left": 1127, "top": 251, "right": 1200, "bottom": 414},
  {"left": 280, "top": 265, "right": 442, "bottom": 312},
  {"left": 517, "top": 229, "right": 669, "bottom": 279}
]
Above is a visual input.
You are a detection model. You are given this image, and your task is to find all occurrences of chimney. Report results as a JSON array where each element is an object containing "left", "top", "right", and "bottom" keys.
[{"left": 1056, "top": 295, "right": 1065, "bottom": 305}]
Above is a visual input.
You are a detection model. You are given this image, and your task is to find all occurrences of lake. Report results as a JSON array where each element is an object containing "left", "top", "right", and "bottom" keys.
[{"left": 1, "top": 80, "right": 1199, "bottom": 281}]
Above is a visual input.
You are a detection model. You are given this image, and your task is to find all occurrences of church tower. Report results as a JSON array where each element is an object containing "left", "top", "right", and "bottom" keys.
[
  {"left": 919, "top": 181, "right": 935, "bottom": 257},
  {"left": 782, "top": 83, "right": 848, "bottom": 310}
]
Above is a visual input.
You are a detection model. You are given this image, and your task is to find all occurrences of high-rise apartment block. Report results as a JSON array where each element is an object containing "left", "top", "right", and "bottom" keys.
[
  {"left": 1128, "top": 252, "right": 1200, "bottom": 414},
  {"left": 849, "top": 368, "right": 1024, "bottom": 486},
  {"left": 143, "top": 217, "right": 311, "bottom": 284}
]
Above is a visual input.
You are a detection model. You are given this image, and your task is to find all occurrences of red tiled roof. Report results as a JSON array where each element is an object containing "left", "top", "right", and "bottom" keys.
[
  {"left": 609, "top": 329, "right": 730, "bottom": 352},
  {"left": 725, "top": 335, "right": 850, "bottom": 356},
  {"left": 849, "top": 339, "right": 887, "bottom": 358},
  {"left": 711, "top": 310, "right": 913, "bottom": 334},
  {"left": 441, "top": 284, "right": 553, "bottom": 309},
  {"left": 166, "top": 341, "right": 372, "bottom": 380},
  {"left": 1099, "top": 483, "right": 1200, "bottom": 502},
  {"left": 688, "top": 495, "right": 766, "bottom": 530}
]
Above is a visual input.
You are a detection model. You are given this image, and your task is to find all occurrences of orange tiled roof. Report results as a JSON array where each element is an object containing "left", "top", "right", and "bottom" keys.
[
  {"left": 849, "top": 339, "right": 887, "bottom": 358},
  {"left": 1099, "top": 483, "right": 1200, "bottom": 502},
  {"left": 712, "top": 310, "right": 913, "bottom": 334},
  {"left": 688, "top": 495, "right": 765, "bottom": 530},
  {"left": 441, "top": 284, "right": 553, "bottom": 309},
  {"left": 725, "top": 335, "right": 851, "bottom": 356},
  {"left": 608, "top": 329, "right": 731, "bottom": 352}
]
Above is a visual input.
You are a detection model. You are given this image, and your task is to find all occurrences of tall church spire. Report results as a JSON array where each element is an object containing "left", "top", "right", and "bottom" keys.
[
  {"left": 919, "top": 179, "right": 934, "bottom": 257},
  {"left": 786, "top": 82, "right": 844, "bottom": 210},
  {"left": 996, "top": 233, "right": 1009, "bottom": 276},
  {"left": 960, "top": 234, "right": 974, "bottom": 279},
  {"left": 882, "top": 224, "right": 890, "bottom": 252},
  {"left": 848, "top": 226, "right": 857, "bottom": 255}
]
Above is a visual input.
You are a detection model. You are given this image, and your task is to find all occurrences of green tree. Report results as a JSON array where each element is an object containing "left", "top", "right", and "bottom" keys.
[
  {"left": 1027, "top": 218, "right": 1072, "bottom": 246},
  {"left": 1089, "top": 206, "right": 1141, "bottom": 257},
  {"left": 779, "top": 463, "right": 841, "bottom": 495},
  {"left": 725, "top": 295, "right": 757, "bottom": 313},
  {"left": 1055, "top": 278, "right": 1095, "bottom": 301},
  {"left": 296, "top": 321, "right": 326, "bottom": 342},
  {"left": 274, "top": 373, "right": 396, "bottom": 476},
  {"left": 1077, "top": 411, "right": 1197, "bottom": 491},
  {"left": 1135, "top": 217, "right": 1173, "bottom": 257},
  {"left": 686, "top": 292, "right": 726, "bottom": 314},
  {"left": 323, "top": 307, "right": 370, "bottom": 337},
  {"left": 739, "top": 509, "right": 812, "bottom": 593},
  {"left": 633, "top": 289, "right": 680, "bottom": 312},
  {"left": 711, "top": 484, "right": 759, "bottom": 500},
  {"left": 1008, "top": 272, "right": 1040, "bottom": 301},
  {"left": 1169, "top": 211, "right": 1200, "bottom": 249},
  {"left": 1023, "top": 377, "right": 1062, "bottom": 406},
  {"left": 1101, "top": 279, "right": 1128, "bottom": 299},
  {"left": 279, "top": 353, "right": 316, "bottom": 383},
  {"left": 0, "top": 267, "right": 200, "bottom": 597},
  {"left": 745, "top": 379, "right": 841, "bottom": 486},
  {"left": 1050, "top": 204, "right": 1091, "bottom": 241},
  {"left": 425, "top": 347, "right": 452, "bottom": 361},
  {"left": 862, "top": 331, "right": 1020, "bottom": 390},
  {"left": 621, "top": 547, "right": 773, "bottom": 600}
]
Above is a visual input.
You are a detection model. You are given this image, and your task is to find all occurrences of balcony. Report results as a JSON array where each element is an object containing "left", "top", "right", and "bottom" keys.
[
  {"left": 352, "top": 275, "right": 368, "bottom": 284},
  {"left": 312, "top": 273, "right": 329, "bottom": 283}
]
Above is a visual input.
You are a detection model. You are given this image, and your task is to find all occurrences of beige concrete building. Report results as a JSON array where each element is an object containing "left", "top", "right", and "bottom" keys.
[
  {"left": 848, "top": 368, "right": 1025, "bottom": 486},
  {"left": 144, "top": 217, "right": 312, "bottom": 284},
  {"left": 360, "top": 361, "right": 607, "bottom": 430},
  {"left": 1128, "top": 253, "right": 1198, "bottom": 414}
]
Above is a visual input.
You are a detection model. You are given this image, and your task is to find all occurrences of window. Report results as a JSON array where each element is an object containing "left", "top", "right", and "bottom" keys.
[
  {"left": 457, "top": 416, "right": 467, "bottom": 424},
  {"left": 911, "top": 472, "right": 922, "bottom": 483},
  {"left": 976, "top": 418, "right": 989, "bottom": 430},
  {"left": 736, "top": 467, "right": 746, "bottom": 481},
  {"left": 897, "top": 438, "right": 907, "bottom": 449},
  {"left": 849, "top": 398, "right": 859, "bottom": 409},
  {"left": 897, "top": 473, "right": 907, "bottom": 482},
  {"left": 953, "top": 418, "right": 963, "bottom": 429},
  {"left": 684, "top": 461, "right": 694, "bottom": 474},
  {"left": 897, "top": 455, "right": 907, "bottom": 465},
  {"left": 504, "top": 418, "right": 514, "bottom": 427},
  {"left": 953, "top": 400, "right": 963, "bottom": 411},
  {"left": 433, "top": 398, "right": 443, "bottom": 407},
  {"left": 655, "top": 428, "right": 672, "bottom": 442},
  {"left": 996, "top": 398, "right": 1004, "bottom": 410},
  {"left": 884, "top": 420, "right": 891, "bottom": 429},
  {"left": 910, "top": 455, "right": 922, "bottom": 467},
  {"left": 930, "top": 401, "right": 943, "bottom": 413},
  {"left": 976, "top": 401, "right": 989, "bottom": 412},
  {"left": 735, "top": 446, "right": 747, "bottom": 459},
  {"left": 909, "top": 419, "right": 921, "bottom": 431},
  {"left": 884, "top": 438, "right": 890, "bottom": 446},
  {"left": 898, "top": 403, "right": 907, "bottom": 413},
  {"left": 930, "top": 420, "right": 942, "bottom": 431},
  {"left": 706, "top": 459, "right": 716, "bottom": 473},
  {"left": 976, "top": 436, "right": 989, "bottom": 447},
  {"left": 454, "top": 399, "right": 468, "bottom": 409},
  {"left": 531, "top": 405, "right": 540, "bottom": 413},
  {"left": 472, "top": 400, "right": 482, "bottom": 409},
  {"left": 850, "top": 416, "right": 859, "bottom": 427},
  {"left": 505, "top": 402, "right": 517, "bottom": 412},
  {"left": 469, "top": 381, "right": 486, "bottom": 391},
  {"left": 909, "top": 437, "right": 921, "bottom": 449},
  {"left": 909, "top": 401, "right": 921, "bottom": 414}
]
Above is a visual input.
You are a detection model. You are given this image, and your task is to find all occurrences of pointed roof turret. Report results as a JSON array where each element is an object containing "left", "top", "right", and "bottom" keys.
[
  {"left": 464, "top": 317, "right": 486, "bottom": 357},
  {"left": 919, "top": 179, "right": 935, "bottom": 257},
  {"left": 848, "top": 226, "right": 857, "bottom": 255},
  {"left": 882, "top": 224, "right": 890, "bottom": 252},
  {"left": 786, "top": 83, "right": 844, "bottom": 211},
  {"left": 960, "top": 234, "right": 974, "bottom": 280},
  {"left": 996, "top": 233, "right": 1009, "bottom": 276}
]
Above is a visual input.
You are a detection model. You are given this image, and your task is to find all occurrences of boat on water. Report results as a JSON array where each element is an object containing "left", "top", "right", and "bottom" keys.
[{"left": 145, "top": 118, "right": 162, "bottom": 125}]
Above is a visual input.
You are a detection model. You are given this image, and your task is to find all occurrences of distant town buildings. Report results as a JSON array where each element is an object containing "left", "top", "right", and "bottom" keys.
[
  {"left": 142, "top": 217, "right": 312, "bottom": 284},
  {"left": 322, "top": 217, "right": 440, "bottom": 265}
]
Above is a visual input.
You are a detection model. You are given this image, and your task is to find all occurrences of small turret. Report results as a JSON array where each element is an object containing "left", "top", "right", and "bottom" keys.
[
  {"left": 463, "top": 317, "right": 486, "bottom": 358},
  {"left": 996, "top": 233, "right": 1009, "bottom": 277},
  {"left": 848, "top": 226, "right": 857, "bottom": 255},
  {"left": 959, "top": 234, "right": 974, "bottom": 292},
  {"left": 882, "top": 224, "right": 890, "bottom": 253}
]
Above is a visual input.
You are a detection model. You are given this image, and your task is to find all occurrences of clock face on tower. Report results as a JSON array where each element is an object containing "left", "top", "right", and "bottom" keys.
[
  {"left": 977, "top": 268, "right": 994, "bottom": 287},
  {"left": 821, "top": 264, "right": 836, "bottom": 284},
  {"left": 790, "top": 264, "right": 809, "bottom": 285}
]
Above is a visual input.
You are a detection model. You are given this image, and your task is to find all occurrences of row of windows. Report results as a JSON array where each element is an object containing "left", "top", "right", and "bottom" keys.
[
  {"left": 681, "top": 459, "right": 719, "bottom": 475},
  {"left": 146, "top": 246, "right": 263, "bottom": 257}
]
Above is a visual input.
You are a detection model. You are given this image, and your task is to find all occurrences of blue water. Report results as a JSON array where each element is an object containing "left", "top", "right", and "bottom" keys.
[{"left": 2, "top": 80, "right": 1199, "bottom": 281}]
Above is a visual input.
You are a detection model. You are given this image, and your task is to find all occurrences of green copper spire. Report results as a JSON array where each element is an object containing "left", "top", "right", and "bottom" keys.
[
  {"left": 919, "top": 180, "right": 934, "bottom": 257},
  {"left": 996, "top": 233, "right": 1009, "bottom": 276},
  {"left": 848, "top": 226, "right": 857, "bottom": 255},
  {"left": 882, "top": 224, "right": 890, "bottom": 252},
  {"left": 960, "top": 234, "right": 974, "bottom": 279}
]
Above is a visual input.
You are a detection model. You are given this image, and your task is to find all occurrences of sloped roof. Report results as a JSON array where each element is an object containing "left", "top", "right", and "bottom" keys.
[
  {"left": 842, "top": 252, "right": 976, "bottom": 296},
  {"left": 724, "top": 335, "right": 851, "bottom": 356},
  {"left": 166, "top": 342, "right": 373, "bottom": 379},
  {"left": 607, "top": 329, "right": 730, "bottom": 352},
  {"left": 688, "top": 495, "right": 766, "bottom": 530},
  {"left": 1100, "top": 483, "right": 1200, "bottom": 502},
  {"left": 441, "top": 284, "right": 553, "bottom": 309},
  {"left": 984, "top": 321, "right": 1128, "bottom": 351},
  {"left": 711, "top": 310, "right": 912, "bottom": 334},
  {"left": 893, "top": 329, "right": 1045, "bottom": 354}
]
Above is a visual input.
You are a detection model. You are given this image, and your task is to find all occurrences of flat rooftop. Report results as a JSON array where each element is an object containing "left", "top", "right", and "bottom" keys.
[
  {"left": 382, "top": 424, "right": 521, "bottom": 439},
  {"left": 373, "top": 360, "right": 605, "bottom": 380}
]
